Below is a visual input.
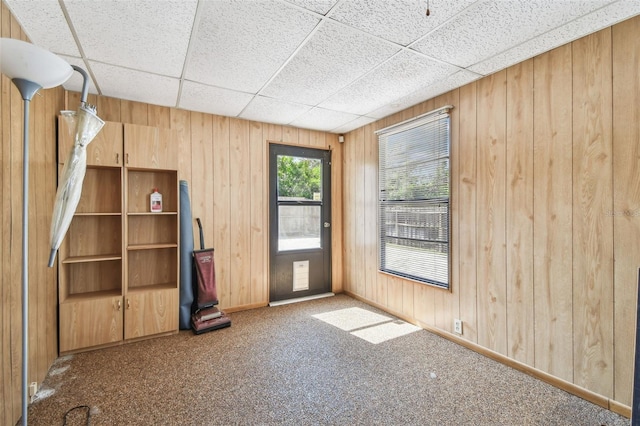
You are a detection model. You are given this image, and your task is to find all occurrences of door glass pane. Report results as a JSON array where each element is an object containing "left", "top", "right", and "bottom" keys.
[
  {"left": 278, "top": 205, "right": 321, "bottom": 251},
  {"left": 277, "top": 155, "right": 322, "bottom": 201}
]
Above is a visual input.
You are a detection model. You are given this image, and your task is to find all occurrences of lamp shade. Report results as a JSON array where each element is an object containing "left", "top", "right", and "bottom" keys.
[{"left": 0, "top": 38, "right": 72, "bottom": 88}]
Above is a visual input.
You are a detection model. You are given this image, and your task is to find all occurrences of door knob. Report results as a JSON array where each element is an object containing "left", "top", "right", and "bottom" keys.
[{"left": 324, "top": 222, "right": 331, "bottom": 228}]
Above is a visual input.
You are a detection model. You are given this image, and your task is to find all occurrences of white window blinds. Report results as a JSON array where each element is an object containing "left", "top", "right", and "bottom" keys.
[{"left": 378, "top": 106, "right": 451, "bottom": 288}]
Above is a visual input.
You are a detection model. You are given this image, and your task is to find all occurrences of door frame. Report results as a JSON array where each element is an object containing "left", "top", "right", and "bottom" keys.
[{"left": 268, "top": 143, "right": 332, "bottom": 303}]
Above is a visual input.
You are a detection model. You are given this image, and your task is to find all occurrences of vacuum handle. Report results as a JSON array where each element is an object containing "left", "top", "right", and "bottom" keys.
[{"left": 196, "top": 218, "right": 205, "bottom": 250}]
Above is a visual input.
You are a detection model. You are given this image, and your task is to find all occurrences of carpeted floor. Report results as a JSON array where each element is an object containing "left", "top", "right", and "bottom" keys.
[{"left": 26, "top": 294, "right": 628, "bottom": 425}]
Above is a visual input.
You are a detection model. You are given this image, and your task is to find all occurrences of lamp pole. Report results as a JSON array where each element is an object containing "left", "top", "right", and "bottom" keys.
[{"left": 13, "top": 78, "right": 42, "bottom": 426}]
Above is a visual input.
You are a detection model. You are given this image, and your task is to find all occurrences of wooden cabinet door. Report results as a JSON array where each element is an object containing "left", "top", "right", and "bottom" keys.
[
  {"left": 59, "top": 297, "right": 124, "bottom": 353},
  {"left": 124, "top": 124, "right": 178, "bottom": 170},
  {"left": 59, "top": 118, "right": 123, "bottom": 167},
  {"left": 124, "top": 289, "right": 178, "bottom": 340}
]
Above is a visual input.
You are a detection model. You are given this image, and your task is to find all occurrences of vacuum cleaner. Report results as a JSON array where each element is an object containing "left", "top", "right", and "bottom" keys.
[{"left": 191, "top": 218, "right": 231, "bottom": 334}]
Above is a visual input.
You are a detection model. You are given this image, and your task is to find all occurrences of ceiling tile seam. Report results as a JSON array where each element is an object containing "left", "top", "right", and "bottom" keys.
[
  {"left": 275, "top": 0, "right": 338, "bottom": 18},
  {"left": 85, "top": 58, "right": 181, "bottom": 81},
  {"left": 465, "top": 0, "right": 628, "bottom": 73},
  {"left": 323, "top": 0, "right": 348, "bottom": 18},
  {"left": 176, "top": 0, "right": 205, "bottom": 109},
  {"left": 181, "top": 78, "right": 257, "bottom": 98},
  {"left": 405, "top": 0, "right": 484, "bottom": 50},
  {"left": 237, "top": 18, "right": 328, "bottom": 118},
  {"left": 58, "top": 0, "right": 102, "bottom": 96}
]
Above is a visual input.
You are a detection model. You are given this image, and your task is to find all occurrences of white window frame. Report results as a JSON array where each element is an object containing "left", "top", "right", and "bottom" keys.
[{"left": 377, "top": 105, "right": 452, "bottom": 289}]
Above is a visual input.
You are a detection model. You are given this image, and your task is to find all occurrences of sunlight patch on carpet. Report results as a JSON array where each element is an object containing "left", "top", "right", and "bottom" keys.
[
  {"left": 312, "top": 307, "right": 391, "bottom": 331},
  {"left": 351, "top": 320, "right": 421, "bottom": 344},
  {"left": 312, "top": 307, "right": 421, "bottom": 344}
]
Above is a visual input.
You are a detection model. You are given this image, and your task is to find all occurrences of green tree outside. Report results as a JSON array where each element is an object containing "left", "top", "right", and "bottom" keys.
[{"left": 277, "top": 155, "right": 321, "bottom": 200}]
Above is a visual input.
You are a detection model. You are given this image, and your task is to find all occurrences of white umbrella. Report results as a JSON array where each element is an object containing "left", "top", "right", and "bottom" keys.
[{"left": 48, "top": 104, "right": 104, "bottom": 267}]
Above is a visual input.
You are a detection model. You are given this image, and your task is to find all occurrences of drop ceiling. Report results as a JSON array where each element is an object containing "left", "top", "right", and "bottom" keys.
[{"left": 5, "top": 0, "right": 640, "bottom": 134}]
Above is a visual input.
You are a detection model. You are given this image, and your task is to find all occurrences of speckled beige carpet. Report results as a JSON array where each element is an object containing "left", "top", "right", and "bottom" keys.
[{"left": 26, "top": 294, "right": 628, "bottom": 425}]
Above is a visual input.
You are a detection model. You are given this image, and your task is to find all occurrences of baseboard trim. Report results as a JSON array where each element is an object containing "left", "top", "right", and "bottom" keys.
[{"left": 343, "top": 290, "right": 631, "bottom": 419}]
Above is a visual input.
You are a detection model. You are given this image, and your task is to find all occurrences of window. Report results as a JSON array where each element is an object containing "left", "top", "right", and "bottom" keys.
[{"left": 377, "top": 106, "right": 451, "bottom": 289}]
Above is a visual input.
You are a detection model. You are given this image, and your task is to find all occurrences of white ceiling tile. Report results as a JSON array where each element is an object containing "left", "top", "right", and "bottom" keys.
[
  {"left": 468, "top": 0, "right": 640, "bottom": 75},
  {"left": 261, "top": 21, "right": 399, "bottom": 105},
  {"left": 179, "top": 81, "right": 254, "bottom": 117},
  {"left": 240, "top": 96, "right": 312, "bottom": 125},
  {"left": 4, "top": 0, "right": 79, "bottom": 56},
  {"left": 185, "top": 0, "right": 321, "bottom": 93},
  {"left": 64, "top": 0, "right": 197, "bottom": 77},
  {"left": 330, "top": 0, "right": 477, "bottom": 46},
  {"left": 367, "top": 69, "right": 481, "bottom": 119},
  {"left": 330, "top": 116, "right": 377, "bottom": 134},
  {"left": 290, "top": 107, "right": 362, "bottom": 132},
  {"left": 283, "top": 0, "right": 339, "bottom": 15},
  {"left": 319, "top": 50, "right": 459, "bottom": 115},
  {"left": 412, "top": 0, "right": 615, "bottom": 68},
  {"left": 60, "top": 56, "right": 99, "bottom": 96},
  {"left": 89, "top": 62, "right": 179, "bottom": 107}
]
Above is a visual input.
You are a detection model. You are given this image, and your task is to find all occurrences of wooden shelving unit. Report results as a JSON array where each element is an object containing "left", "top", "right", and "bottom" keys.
[{"left": 58, "top": 120, "right": 179, "bottom": 353}]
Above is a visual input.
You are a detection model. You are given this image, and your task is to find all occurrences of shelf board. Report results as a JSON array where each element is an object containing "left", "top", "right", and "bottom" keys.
[
  {"left": 74, "top": 212, "right": 122, "bottom": 216},
  {"left": 127, "top": 243, "right": 177, "bottom": 251},
  {"left": 62, "top": 254, "right": 122, "bottom": 264},
  {"left": 127, "top": 282, "right": 177, "bottom": 293},
  {"left": 127, "top": 211, "right": 177, "bottom": 216},
  {"left": 63, "top": 289, "right": 122, "bottom": 303}
]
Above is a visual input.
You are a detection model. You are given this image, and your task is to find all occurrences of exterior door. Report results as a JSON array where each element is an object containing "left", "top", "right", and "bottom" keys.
[{"left": 269, "top": 144, "right": 331, "bottom": 302}]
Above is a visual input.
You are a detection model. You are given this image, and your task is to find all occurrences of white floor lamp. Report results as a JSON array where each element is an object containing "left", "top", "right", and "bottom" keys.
[{"left": 0, "top": 38, "right": 73, "bottom": 425}]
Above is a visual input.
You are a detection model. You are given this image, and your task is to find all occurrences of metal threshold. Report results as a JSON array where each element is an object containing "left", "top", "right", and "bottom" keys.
[{"left": 269, "top": 292, "right": 335, "bottom": 307}]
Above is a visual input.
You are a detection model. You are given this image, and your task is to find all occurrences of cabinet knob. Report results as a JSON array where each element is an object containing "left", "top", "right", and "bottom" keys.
[
  {"left": 117, "top": 299, "right": 121, "bottom": 311},
  {"left": 127, "top": 299, "right": 130, "bottom": 309},
  {"left": 126, "top": 153, "right": 129, "bottom": 164},
  {"left": 116, "top": 153, "right": 120, "bottom": 164}
]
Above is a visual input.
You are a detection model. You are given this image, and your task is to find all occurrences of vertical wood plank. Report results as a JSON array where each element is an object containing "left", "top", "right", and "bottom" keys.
[
  {"left": 329, "top": 136, "right": 343, "bottom": 293},
  {"left": 31, "top": 82, "right": 45, "bottom": 382},
  {"left": 572, "top": 28, "right": 614, "bottom": 397},
  {"left": 212, "top": 116, "right": 231, "bottom": 308},
  {"left": 229, "top": 118, "right": 251, "bottom": 307},
  {"left": 0, "top": 5, "right": 11, "bottom": 422},
  {"left": 147, "top": 105, "right": 171, "bottom": 129},
  {"left": 310, "top": 130, "right": 325, "bottom": 149},
  {"left": 476, "top": 70, "right": 508, "bottom": 355},
  {"left": 434, "top": 89, "right": 460, "bottom": 333},
  {"left": 298, "top": 128, "right": 310, "bottom": 146},
  {"left": 282, "top": 126, "right": 298, "bottom": 145},
  {"left": 190, "top": 112, "right": 213, "bottom": 253},
  {"left": 363, "top": 124, "right": 377, "bottom": 302},
  {"left": 342, "top": 130, "right": 355, "bottom": 293},
  {"left": 505, "top": 59, "right": 535, "bottom": 364},
  {"left": 265, "top": 124, "right": 283, "bottom": 143},
  {"left": 612, "top": 14, "right": 640, "bottom": 406},
  {"left": 96, "top": 96, "right": 121, "bottom": 123},
  {"left": 354, "top": 126, "right": 365, "bottom": 297},
  {"left": 414, "top": 282, "right": 435, "bottom": 327},
  {"left": 170, "top": 108, "right": 191, "bottom": 184},
  {"left": 458, "top": 81, "right": 478, "bottom": 343},
  {"left": 533, "top": 44, "right": 574, "bottom": 382},
  {"left": 120, "top": 100, "right": 148, "bottom": 125},
  {"left": 249, "top": 121, "right": 266, "bottom": 304}
]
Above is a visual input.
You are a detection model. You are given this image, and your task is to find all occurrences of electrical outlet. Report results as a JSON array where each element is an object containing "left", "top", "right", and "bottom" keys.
[
  {"left": 29, "top": 382, "right": 37, "bottom": 398},
  {"left": 453, "top": 319, "right": 463, "bottom": 335}
]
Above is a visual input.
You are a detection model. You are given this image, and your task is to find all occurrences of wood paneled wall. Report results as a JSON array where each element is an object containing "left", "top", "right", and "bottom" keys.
[
  {"left": 342, "top": 17, "right": 640, "bottom": 413},
  {"left": 0, "top": 2, "right": 66, "bottom": 423}
]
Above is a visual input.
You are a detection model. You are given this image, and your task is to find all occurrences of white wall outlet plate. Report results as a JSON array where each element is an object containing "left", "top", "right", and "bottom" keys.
[{"left": 453, "top": 319, "right": 463, "bottom": 335}]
